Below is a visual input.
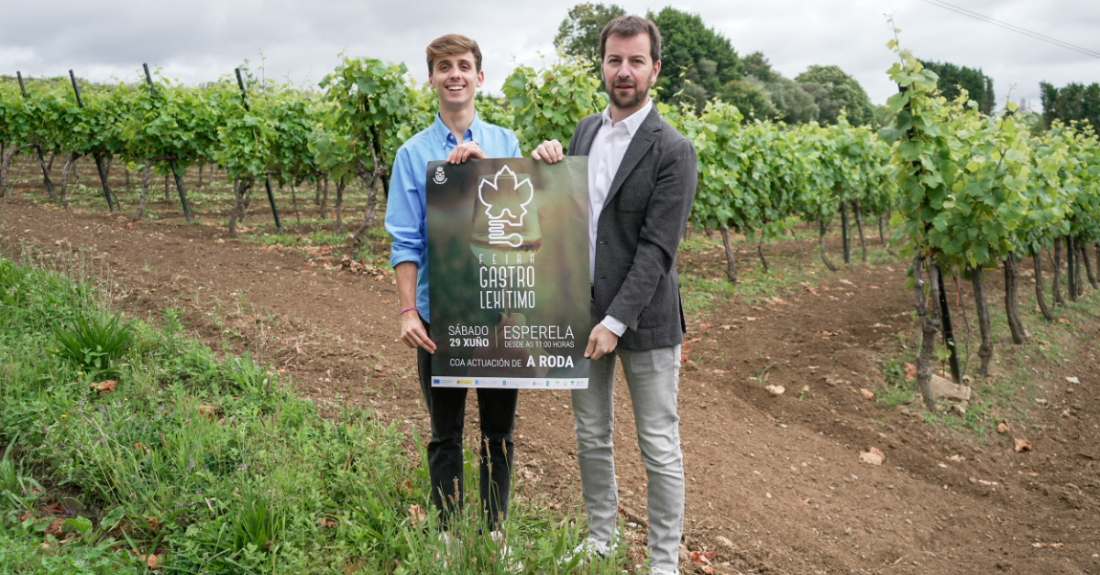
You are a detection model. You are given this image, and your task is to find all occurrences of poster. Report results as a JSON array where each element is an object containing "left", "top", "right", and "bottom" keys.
[{"left": 426, "top": 157, "right": 591, "bottom": 389}]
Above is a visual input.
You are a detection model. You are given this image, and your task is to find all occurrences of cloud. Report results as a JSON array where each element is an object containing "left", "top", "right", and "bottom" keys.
[{"left": 1, "top": 0, "right": 1097, "bottom": 108}]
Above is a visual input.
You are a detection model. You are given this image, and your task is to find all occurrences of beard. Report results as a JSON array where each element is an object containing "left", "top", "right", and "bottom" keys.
[{"left": 606, "top": 77, "right": 650, "bottom": 110}]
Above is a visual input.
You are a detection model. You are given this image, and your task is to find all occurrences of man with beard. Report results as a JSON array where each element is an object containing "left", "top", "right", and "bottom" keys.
[{"left": 532, "top": 14, "right": 697, "bottom": 575}]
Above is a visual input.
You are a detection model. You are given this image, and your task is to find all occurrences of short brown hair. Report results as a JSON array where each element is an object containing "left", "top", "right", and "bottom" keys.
[
  {"left": 426, "top": 34, "right": 482, "bottom": 74},
  {"left": 599, "top": 15, "right": 662, "bottom": 64}
]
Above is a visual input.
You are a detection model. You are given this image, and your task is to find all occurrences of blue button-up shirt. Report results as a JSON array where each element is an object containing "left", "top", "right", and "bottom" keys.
[{"left": 385, "top": 112, "right": 522, "bottom": 321}]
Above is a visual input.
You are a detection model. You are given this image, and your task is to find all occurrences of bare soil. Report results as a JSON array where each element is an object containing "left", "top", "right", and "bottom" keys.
[{"left": 3, "top": 182, "right": 1100, "bottom": 575}]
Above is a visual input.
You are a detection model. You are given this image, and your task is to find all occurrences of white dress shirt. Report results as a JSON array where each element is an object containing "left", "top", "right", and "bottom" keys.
[{"left": 588, "top": 99, "right": 654, "bottom": 337}]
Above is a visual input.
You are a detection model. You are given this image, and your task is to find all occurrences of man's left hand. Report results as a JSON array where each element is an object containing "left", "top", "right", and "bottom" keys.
[
  {"left": 447, "top": 141, "right": 486, "bottom": 164},
  {"left": 585, "top": 323, "right": 619, "bottom": 360}
]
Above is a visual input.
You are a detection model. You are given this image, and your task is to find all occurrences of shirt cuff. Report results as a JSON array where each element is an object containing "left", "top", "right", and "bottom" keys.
[{"left": 600, "top": 315, "right": 627, "bottom": 337}]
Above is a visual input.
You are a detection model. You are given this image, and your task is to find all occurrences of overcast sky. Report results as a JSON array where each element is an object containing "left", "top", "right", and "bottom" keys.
[{"left": 2, "top": 0, "right": 1098, "bottom": 111}]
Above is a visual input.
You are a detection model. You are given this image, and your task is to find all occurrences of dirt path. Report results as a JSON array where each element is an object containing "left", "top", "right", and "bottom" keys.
[{"left": 3, "top": 198, "right": 1099, "bottom": 575}]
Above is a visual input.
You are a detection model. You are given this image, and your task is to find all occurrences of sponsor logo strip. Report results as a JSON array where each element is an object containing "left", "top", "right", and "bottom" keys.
[{"left": 430, "top": 378, "right": 588, "bottom": 390}]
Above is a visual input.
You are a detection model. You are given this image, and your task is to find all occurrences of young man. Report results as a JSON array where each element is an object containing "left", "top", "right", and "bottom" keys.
[
  {"left": 532, "top": 15, "right": 697, "bottom": 575},
  {"left": 385, "top": 34, "right": 522, "bottom": 530}
]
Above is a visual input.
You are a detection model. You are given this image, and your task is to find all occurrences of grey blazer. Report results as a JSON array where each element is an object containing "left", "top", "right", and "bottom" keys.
[{"left": 569, "top": 107, "right": 698, "bottom": 351}]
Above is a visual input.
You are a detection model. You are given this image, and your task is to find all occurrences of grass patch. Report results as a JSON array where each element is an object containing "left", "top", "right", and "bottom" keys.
[
  {"left": 677, "top": 219, "right": 907, "bottom": 319},
  {"left": 243, "top": 230, "right": 349, "bottom": 248},
  {"left": 681, "top": 264, "right": 820, "bottom": 317},
  {"left": 0, "top": 249, "right": 630, "bottom": 574},
  {"left": 875, "top": 355, "right": 918, "bottom": 410}
]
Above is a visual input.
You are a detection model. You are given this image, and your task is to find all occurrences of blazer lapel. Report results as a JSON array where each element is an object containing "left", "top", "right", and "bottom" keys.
[
  {"left": 603, "top": 107, "right": 661, "bottom": 208},
  {"left": 568, "top": 116, "right": 599, "bottom": 156}
]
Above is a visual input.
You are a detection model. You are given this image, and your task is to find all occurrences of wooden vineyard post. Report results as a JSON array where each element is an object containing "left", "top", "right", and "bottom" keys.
[
  {"left": 840, "top": 202, "right": 850, "bottom": 264},
  {"left": 16, "top": 72, "right": 57, "bottom": 200},
  {"left": 235, "top": 68, "right": 283, "bottom": 234},
  {"left": 142, "top": 64, "right": 192, "bottom": 223},
  {"left": 68, "top": 70, "right": 117, "bottom": 213},
  {"left": 935, "top": 264, "right": 962, "bottom": 383}
]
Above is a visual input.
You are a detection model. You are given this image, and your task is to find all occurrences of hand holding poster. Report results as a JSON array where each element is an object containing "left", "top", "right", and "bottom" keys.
[{"left": 426, "top": 157, "right": 591, "bottom": 389}]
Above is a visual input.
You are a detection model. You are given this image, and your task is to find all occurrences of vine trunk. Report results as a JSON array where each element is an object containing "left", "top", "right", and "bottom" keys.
[
  {"left": 1084, "top": 241, "right": 1099, "bottom": 290},
  {"left": 334, "top": 178, "right": 347, "bottom": 234},
  {"left": 1033, "top": 252, "right": 1055, "bottom": 321},
  {"left": 0, "top": 144, "right": 22, "bottom": 197},
  {"left": 288, "top": 182, "right": 301, "bottom": 224},
  {"left": 351, "top": 176, "right": 382, "bottom": 251},
  {"left": 59, "top": 152, "right": 79, "bottom": 209},
  {"left": 132, "top": 162, "right": 153, "bottom": 222},
  {"left": 912, "top": 255, "right": 938, "bottom": 413},
  {"left": 790, "top": 228, "right": 804, "bottom": 271},
  {"left": 720, "top": 226, "right": 738, "bottom": 284},
  {"left": 1053, "top": 240, "right": 1065, "bottom": 306},
  {"left": 853, "top": 202, "right": 868, "bottom": 263},
  {"left": 818, "top": 221, "right": 840, "bottom": 272},
  {"left": 1003, "top": 255, "right": 1027, "bottom": 344},
  {"left": 969, "top": 267, "right": 993, "bottom": 377},
  {"left": 228, "top": 179, "right": 252, "bottom": 238},
  {"left": 1073, "top": 238, "right": 1086, "bottom": 297}
]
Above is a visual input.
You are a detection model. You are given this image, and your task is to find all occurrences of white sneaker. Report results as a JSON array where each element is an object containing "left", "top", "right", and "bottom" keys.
[
  {"left": 649, "top": 568, "right": 678, "bottom": 575},
  {"left": 490, "top": 531, "right": 523, "bottom": 573},
  {"left": 435, "top": 532, "right": 460, "bottom": 567},
  {"left": 561, "top": 536, "right": 616, "bottom": 566}
]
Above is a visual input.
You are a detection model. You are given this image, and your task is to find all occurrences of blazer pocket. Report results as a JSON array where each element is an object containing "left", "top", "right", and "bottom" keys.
[{"left": 637, "top": 305, "right": 662, "bottom": 328}]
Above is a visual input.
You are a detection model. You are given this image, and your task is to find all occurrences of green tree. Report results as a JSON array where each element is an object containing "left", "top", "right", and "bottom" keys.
[
  {"left": 1040, "top": 81, "right": 1100, "bottom": 132},
  {"left": 795, "top": 65, "right": 874, "bottom": 126},
  {"left": 742, "top": 51, "right": 780, "bottom": 83},
  {"left": 553, "top": 3, "right": 626, "bottom": 73},
  {"left": 797, "top": 82, "right": 843, "bottom": 124},
  {"left": 647, "top": 7, "right": 742, "bottom": 103},
  {"left": 919, "top": 59, "right": 995, "bottom": 114},
  {"left": 741, "top": 52, "right": 818, "bottom": 124},
  {"left": 763, "top": 76, "right": 819, "bottom": 124},
  {"left": 715, "top": 78, "right": 777, "bottom": 120}
]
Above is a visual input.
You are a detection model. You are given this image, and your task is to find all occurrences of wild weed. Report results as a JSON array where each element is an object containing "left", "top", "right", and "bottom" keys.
[
  {"left": 0, "top": 435, "right": 43, "bottom": 510},
  {"left": 52, "top": 311, "right": 134, "bottom": 378}
]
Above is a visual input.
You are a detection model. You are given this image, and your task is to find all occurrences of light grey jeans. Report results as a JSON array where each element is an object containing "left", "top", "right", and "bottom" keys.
[{"left": 571, "top": 344, "right": 684, "bottom": 573}]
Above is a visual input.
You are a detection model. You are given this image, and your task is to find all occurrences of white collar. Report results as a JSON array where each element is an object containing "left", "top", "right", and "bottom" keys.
[{"left": 600, "top": 99, "right": 653, "bottom": 135}]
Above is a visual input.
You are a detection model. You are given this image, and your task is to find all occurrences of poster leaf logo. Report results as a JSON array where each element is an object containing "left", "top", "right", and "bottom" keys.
[{"left": 477, "top": 165, "right": 534, "bottom": 248}]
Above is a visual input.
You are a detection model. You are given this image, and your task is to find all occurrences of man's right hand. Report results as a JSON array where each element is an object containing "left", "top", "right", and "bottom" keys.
[
  {"left": 584, "top": 323, "right": 619, "bottom": 360},
  {"left": 531, "top": 139, "right": 565, "bottom": 163},
  {"left": 400, "top": 312, "right": 436, "bottom": 353}
]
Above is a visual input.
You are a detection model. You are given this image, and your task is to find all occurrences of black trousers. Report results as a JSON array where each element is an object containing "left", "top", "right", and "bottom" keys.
[{"left": 417, "top": 319, "right": 518, "bottom": 529}]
